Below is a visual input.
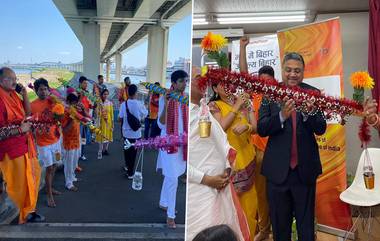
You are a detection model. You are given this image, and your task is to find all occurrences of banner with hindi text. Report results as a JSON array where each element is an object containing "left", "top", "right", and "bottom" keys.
[{"left": 231, "top": 34, "right": 282, "bottom": 82}]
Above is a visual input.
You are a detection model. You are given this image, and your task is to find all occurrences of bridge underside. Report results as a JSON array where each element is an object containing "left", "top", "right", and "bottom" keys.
[{"left": 53, "top": 0, "right": 191, "bottom": 84}]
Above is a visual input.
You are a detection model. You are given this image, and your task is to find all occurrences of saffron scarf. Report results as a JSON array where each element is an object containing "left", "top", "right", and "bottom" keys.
[
  {"left": 0, "top": 87, "right": 36, "bottom": 158},
  {"left": 166, "top": 86, "right": 188, "bottom": 161},
  {"left": 0, "top": 87, "right": 41, "bottom": 224}
]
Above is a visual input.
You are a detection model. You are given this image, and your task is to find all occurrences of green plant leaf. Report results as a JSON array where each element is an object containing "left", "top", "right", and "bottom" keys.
[
  {"left": 207, "top": 51, "right": 220, "bottom": 61},
  {"left": 218, "top": 52, "right": 230, "bottom": 68},
  {"left": 353, "top": 87, "right": 364, "bottom": 104},
  {"left": 207, "top": 51, "right": 230, "bottom": 69}
]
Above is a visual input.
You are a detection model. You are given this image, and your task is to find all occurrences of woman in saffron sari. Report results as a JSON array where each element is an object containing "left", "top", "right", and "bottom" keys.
[{"left": 209, "top": 83, "right": 258, "bottom": 236}]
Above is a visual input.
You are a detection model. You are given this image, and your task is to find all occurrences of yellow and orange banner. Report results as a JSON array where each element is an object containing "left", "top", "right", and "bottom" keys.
[{"left": 278, "top": 18, "right": 352, "bottom": 230}]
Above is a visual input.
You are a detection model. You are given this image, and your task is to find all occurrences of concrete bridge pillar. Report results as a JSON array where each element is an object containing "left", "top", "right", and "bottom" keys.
[
  {"left": 106, "top": 59, "right": 111, "bottom": 82},
  {"left": 82, "top": 22, "right": 101, "bottom": 81},
  {"left": 147, "top": 25, "right": 168, "bottom": 86},
  {"left": 115, "top": 52, "right": 122, "bottom": 82}
]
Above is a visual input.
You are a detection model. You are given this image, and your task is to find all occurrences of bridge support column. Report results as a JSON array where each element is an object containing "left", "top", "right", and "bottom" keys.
[
  {"left": 147, "top": 25, "right": 168, "bottom": 86},
  {"left": 106, "top": 59, "right": 111, "bottom": 82},
  {"left": 115, "top": 52, "right": 122, "bottom": 83},
  {"left": 82, "top": 22, "right": 101, "bottom": 81}
]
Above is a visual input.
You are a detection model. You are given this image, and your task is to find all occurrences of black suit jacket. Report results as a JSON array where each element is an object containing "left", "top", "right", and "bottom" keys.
[{"left": 257, "top": 82, "right": 327, "bottom": 185}]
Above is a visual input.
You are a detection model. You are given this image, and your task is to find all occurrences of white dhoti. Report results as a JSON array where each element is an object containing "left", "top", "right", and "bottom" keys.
[
  {"left": 62, "top": 148, "right": 80, "bottom": 189},
  {"left": 158, "top": 148, "right": 186, "bottom": 219},
  {"left": 159, "top": 176, "right": 179, "bottom": 218},
  {"left": 37, "top": 140, "right": 61, "bottom": 168},
  {"left": 156, "top": 96, "right": 186, "bottom": 219}
]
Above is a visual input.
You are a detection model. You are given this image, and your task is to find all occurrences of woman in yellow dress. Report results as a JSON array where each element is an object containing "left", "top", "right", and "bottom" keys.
[
  {"left": 96, "top": 89, "right": 114, "bottom": 159},
  {"left": 209, "top": 82, "right": 258, "bottom": 237}
]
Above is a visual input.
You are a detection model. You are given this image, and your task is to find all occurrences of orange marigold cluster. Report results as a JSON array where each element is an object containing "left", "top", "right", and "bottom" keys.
[
  {"left": 200, "top": 32, "right": 227, "bottom": 52},
  {"left": 350, "top": 71, "right": 374, "bottom": 89},
  {"left": 52, "top": 103, "right": 65, "bottom": 115}
]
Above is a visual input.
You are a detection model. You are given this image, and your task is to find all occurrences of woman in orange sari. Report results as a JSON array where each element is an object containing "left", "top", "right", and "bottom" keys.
[{"left": 209, "top": 83, "right": 258, "bottom": 236}]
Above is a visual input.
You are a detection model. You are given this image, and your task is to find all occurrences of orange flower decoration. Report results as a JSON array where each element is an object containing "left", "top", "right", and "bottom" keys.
[
  {"left": 350, "top": 71, "right": 374, "bottom": 89},
  {"left": 201, "top": 32, "right": 227, "bottom": 52},
  {"left": 52, "top": 103, "right": 65, "bottom": 115}
]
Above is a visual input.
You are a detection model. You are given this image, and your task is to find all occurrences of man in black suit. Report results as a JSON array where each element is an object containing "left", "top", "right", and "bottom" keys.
[{"left": 257, "top": 52, "right": 327, "bottom": 241}]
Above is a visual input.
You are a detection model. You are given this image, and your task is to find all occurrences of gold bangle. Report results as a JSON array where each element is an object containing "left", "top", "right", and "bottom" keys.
[
  {"left": 366, "top": 114, "right": 379, "bottom": 127},
  {"left": 231, "top": 109, "right": 238, "bottom": 115}
]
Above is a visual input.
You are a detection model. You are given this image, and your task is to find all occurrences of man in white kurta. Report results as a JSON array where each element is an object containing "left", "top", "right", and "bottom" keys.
[{"left": 157, "top": 70, "right": 188, "bottom": 228}]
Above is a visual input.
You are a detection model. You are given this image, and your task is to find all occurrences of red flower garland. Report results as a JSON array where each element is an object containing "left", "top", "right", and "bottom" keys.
[
  {"left": 0, "top": 117, "right": 57, "bottom": 136},
  {"left": 198, "top": 68, "right": 363, "bottom": 123},
  {"left": 359, "top": 119, "right": 371, "bottom": 147}
]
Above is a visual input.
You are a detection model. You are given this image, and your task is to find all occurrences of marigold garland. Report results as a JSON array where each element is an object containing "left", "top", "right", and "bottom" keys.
[
  {"left": 0, "top": 117, "right": 56, "bottom": 136},
  {"left": 359, "top": 119, "right": 371, "bottom": 147},
  {"left": 197, "top": 68, "right": 364, "bottom": 123},
  {"left": 140, "top": 82, "right": 188, "bottom": 105},
  {"left": 67, "top": 105, "right": 92, "bottom": 123},
  {"left": 66, "top": 105, "right": 110, "bottom": 141},
  {"left": 48, "top": 94, "right": 63, "bottom": 104}
]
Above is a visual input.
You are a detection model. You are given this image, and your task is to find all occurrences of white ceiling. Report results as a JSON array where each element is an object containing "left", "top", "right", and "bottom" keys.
[{"left": 193, "top": 0, "right": 369, "bottom": 34}]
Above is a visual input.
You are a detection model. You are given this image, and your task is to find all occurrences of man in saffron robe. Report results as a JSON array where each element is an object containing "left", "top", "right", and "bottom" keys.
[
  {"left": 144, "top": 82, "right": 161, "bottom": 138},
  {"left": 0, "top": 67, "right": 44, "bottom": 224},
  {"left": 31, "top": 78, "right": 62, "bottom": 208},
  {"left": 118, "top": 77, "right": 131, "bottom": 103}
]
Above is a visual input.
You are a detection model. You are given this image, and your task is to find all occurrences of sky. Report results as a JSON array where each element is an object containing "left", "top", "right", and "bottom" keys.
[{"left": 0, "top": 0, "right": 192, "bottom": 67}]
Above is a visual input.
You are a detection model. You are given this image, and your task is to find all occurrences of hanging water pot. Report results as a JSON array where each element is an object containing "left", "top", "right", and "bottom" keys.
[
  {"left": 363, "top": 171, "right": 375, "bottom": 190},
  {"left": 132, "top": 148, "right": 144, "bottom": 191},
  {"left": 199, "top": 120, "right": 211, "bottom": 138},
  {"left": 363, "top": 148, "right": 375, "bottom": 190},
  {"left": 132, "top": 171, "right": 143, "bottom": 191}
]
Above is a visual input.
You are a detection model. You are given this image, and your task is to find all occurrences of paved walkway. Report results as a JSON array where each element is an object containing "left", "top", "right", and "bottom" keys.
[{"left": 36, "top": 126, "right": 186, "bottom": 224}]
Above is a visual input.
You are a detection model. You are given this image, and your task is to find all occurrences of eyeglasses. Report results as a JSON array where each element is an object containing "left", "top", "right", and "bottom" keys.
[{"left": 1, "top": 77, "right": 18, "bottom": 82}]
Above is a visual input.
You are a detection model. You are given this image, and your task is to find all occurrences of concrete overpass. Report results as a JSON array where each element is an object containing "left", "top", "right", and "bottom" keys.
[{"left": 53, "top": 0, "right": 191, "bottom": 84}]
